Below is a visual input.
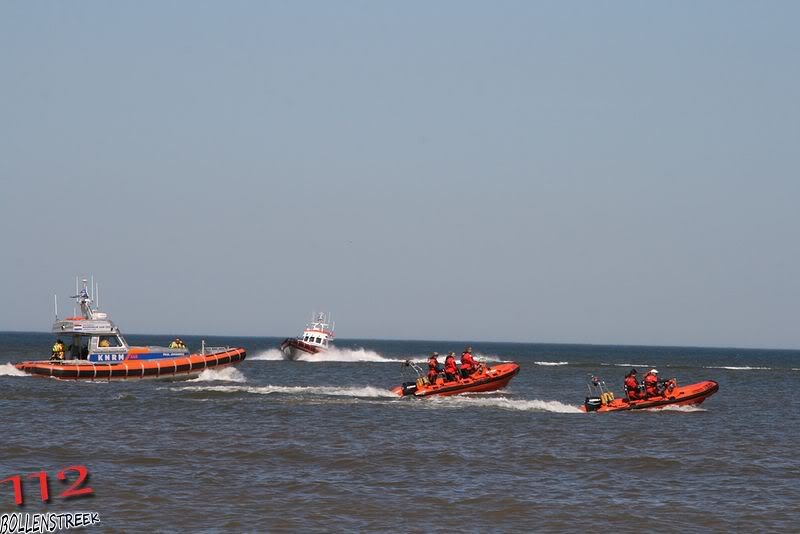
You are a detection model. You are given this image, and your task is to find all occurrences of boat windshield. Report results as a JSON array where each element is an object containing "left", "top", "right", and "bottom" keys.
[{"left": 97, "top": 335, "right": 124, "bottom": 348}]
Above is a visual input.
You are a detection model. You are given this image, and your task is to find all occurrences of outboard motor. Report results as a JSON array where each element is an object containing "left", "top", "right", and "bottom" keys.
[
  {"left": 401, "top": 382, "right": 418, "bottom": 396},
  {"left": 584, "top": 396, "right": 602, "bottom": 412}
]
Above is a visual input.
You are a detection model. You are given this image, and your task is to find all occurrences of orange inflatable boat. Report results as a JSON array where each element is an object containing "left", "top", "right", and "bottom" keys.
[
  {"left": 392, "top": 362, "right": 520, "bottom": 397},
  {"left": 581, "top": 378, "right": 719, "bottom": 413},
  {"left": 15, "top": 348, "right": 247, "bottom": 381}
]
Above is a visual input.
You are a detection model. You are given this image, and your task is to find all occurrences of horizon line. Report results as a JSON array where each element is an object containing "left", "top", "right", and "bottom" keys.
[{"left": 2, "top": 330, "right": 798, "bottom": 353}]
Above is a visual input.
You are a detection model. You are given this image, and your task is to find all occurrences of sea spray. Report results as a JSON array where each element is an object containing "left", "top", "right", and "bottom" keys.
[
  {"left": 0, "top": 363, "right": 26, "bottom": 377},
  {"left": 175, "top": 384, "right": 399, "bottom": 398},
  {"left": 704, "top": 366, "right": 771, "bottom": 371},
  {"left": 188, "top": 367, "right": 247, "bottom": 383},
  {"left": 297, "top": 347, "right": 401, "bottom": 362},
  {"left": 426, "top": 396, "right": 583, "bottom": 413},
  {"left": 251, "top": 347, "right": 504, "bottom": 364},
  {"left": 249, "top": 349, "right": 284, "bottom": 361},
  {"left": 650, "top": 404, "right": 707, "bottom": 413}
]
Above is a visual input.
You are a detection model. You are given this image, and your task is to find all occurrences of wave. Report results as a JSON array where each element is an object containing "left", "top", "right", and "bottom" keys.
[
  {"left": 427, "top": 396, "right": 582, "bottom": 413},
  {"left": 297, "top": 347, "right": 400, "bottom": 363},
  {"left": 534, "top": 361, "right": 569, "bottom": 366},
  {"left": 249, "top": 349, "right": 284, "bottom": 361},
  {"left": 0, "top": 363, "right": 26, "bottom": 377},
  {"left": 475, "top": 354, "right": 504, "bottom": 362},
  {"left": 649, "top": 404, "right": 707, "bottom": 413},
  {"left": 251, "top": 346, "right": 406, "bottom": 363},
  {"left": 174, "top": 383, "right": 579, "bottom": 411},
  {"left": 187, "top": 367, "right": 247, "bottom": 383},
  {"left": 704, "top": 366, "right": 771, "bottom": 371},
  {"left": 174, "top": 384, "right": 398, "bottom": 398},
  {"left": 252, "top": 347, "right": 505, "bottom": 365}
]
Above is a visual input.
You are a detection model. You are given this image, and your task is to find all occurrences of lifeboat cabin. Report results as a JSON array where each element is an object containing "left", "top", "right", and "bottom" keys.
[{"left": 51, "top": 314, "right": 188, "bottom": 363}]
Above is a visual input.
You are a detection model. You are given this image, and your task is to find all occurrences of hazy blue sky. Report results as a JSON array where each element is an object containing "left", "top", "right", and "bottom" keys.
[{"left": 1, "top": 1, "right": 798, "bottom": 348}]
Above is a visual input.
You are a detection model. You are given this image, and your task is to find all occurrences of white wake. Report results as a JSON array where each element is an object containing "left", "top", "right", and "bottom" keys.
[
  {"left": 0, "top": 363, "right": 26, "bottom": 377},
  {"left": 252, "top": 347, "right": 507, "bottom": 365},
  {"left": 250, "top": 346, "right": 402, "bottom": 362},
  {"left": 187, "top": 367, "right": 247, "bottom": 383},
  {"left": 704, "top": 366, "right": 771, "bottom": 371},
  {"left": 297, "top": 347, "right": 400, "bottom": 362},
  {"left": 175, "top": 384, "right": 398, "bottom": 398},
  {"left": 426, "top": 396, "right": 582, "bottom": 413},
  {"left": 250, "top": 349, "right": 284, "bottom": 361},
  {"left": 534, "top": 361, "right": 569, "bottom": 366},
  {"left": 649, "top": 404, "right": 707, "bottom": 413}
]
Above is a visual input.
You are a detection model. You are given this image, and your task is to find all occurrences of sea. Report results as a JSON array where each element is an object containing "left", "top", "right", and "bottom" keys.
[{"left": 1, "top": 332, "right": 798, "bottom": 532}]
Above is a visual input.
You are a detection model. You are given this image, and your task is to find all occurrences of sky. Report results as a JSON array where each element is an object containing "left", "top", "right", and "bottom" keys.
[{"left": 1, "top": 1, "right": 798, "bottom": 348}]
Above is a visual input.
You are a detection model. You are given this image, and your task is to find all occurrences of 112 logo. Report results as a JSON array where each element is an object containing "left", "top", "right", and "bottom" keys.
[{"left": 1, "top": 466, "right": 93, "bottom": 506}]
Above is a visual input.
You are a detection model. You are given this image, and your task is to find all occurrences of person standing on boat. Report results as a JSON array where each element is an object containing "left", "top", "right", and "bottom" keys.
[
  {"left": 50, "top": 339, "right": 65, "bottom": 361},
  {"left": 644, "top": 369, "right": 661, "bottom": 398},
  {"left": 460, "top": 346, "right": 477, "bottom": 377},
  {"left": 624, "top": 369, "right": 642, "bottom": 400},
  {"left": 427, "top": 352, "right": 440, "bottom": 383},
  {"left": 444, "top": 352, "right": 459, "bottom": 381}
]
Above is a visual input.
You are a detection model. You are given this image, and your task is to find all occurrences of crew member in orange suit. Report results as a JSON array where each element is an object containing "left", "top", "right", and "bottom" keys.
[
  {"left": 624, "top": 368, "right": 642, "bottom": 400},
  {"left": 427, "top": 352, "right": 440, "bottom": 383},
  {"left": 444, "top": 352, "right": 458, "bottom": 381},
  {"left": 644, "top": 369, "right": 661, "bottom": 398},
  {"left": 460, "top": 346, "right": 477, "bottom": 377}
]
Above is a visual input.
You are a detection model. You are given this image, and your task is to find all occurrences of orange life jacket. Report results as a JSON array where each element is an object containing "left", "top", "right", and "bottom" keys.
[
  {"left": 644, "top": 373, "right": 659, "bottom": 394},
  {"left": 624, "top": 375, "right": 639, "bottom": 392},
  {"left": 460, "top": 352, "right": 476, "bottom": 371}
]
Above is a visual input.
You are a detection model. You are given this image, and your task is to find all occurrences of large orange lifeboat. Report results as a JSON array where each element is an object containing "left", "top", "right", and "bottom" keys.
[
  {"left": 15, "top": 348, "right": 246, "bottom": 381},
  {"left": 391, "top": 361, "right": 520, "bottom": 397},
  {"left": 15, "top": 277, "right": 247, "bottom": 380},
  {"left": 581, "top": 376, "right": 719, "bottom": 413}
]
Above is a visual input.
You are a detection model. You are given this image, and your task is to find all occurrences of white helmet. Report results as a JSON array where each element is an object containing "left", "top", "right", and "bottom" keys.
[{"left": 650, "top": 368, "right": 659, "bottom": 374}]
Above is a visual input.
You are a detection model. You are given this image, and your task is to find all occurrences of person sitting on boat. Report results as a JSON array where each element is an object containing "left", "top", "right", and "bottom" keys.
[
  {"left": 50, "top": 339, "right": 66, "bottom": 361},
  {"left": 444, "top": 352, "right": 459, "bottom": 381},
  {"left": 427, "top": 352, "right": 440, "bottom": 383},
  {"left": 169, "top": 337, "right": 184, "bottom": 349},
  {"left": 99, "top": 337, "right": 110, "bottom": 348},
  {"left": 624, "top": 368, "right": 642, "bottom": 400},
  {"left": 644, "top": 369, "right": 661, "bottom": 398},
  {"left": 460, "top": 346, "right": 477, "bottom": 377}
]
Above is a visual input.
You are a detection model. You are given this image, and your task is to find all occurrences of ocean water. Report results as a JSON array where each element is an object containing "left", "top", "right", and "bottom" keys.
[{"left": 1, "top": 332, "right": 798, "bottom": 532}]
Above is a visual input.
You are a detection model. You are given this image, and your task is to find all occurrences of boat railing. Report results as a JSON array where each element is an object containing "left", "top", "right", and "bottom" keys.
[
  {"left": 200, "top": 340, "right": 232, "bottom": 355},
  {"left": 587, "top": 375, "right": 615, "bottom": 404},
  {"left": 402, "top": 360, "right": 425, "bottom": 377}
]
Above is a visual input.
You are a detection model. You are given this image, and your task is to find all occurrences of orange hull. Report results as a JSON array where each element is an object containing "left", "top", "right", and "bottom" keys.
[
  {"left": 391, "top": 362, "right": 520, "bottom": 397},
  {"left": 14, "top": 348, "right": 246, "bottom": 381},
  {"left": 581, "top": 380, "right": 719, "bottom": 412}
]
